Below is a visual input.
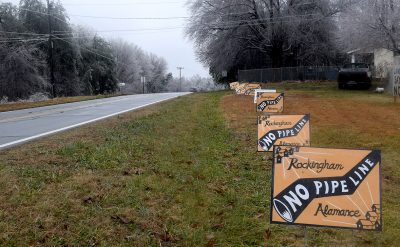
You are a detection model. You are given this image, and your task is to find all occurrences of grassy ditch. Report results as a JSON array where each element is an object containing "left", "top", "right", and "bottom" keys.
[
  {"left": 0, "top": 85, "right": 399, "bottom": 246},
  {"left": 0, "top": 92, "right": 269, "bottom": 246}
]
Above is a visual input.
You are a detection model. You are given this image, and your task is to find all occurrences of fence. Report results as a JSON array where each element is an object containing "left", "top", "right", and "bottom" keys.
[{"left": 238, "top": 66, "right": 340, "bottom": 82}]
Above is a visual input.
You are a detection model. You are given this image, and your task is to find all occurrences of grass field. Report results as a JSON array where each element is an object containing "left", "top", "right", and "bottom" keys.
[
  {"left": 0, "top": 95, "right": 120, "bottom": 113},
  {"left": 0, "top": 83, "right": 399, "bottom": 246}
]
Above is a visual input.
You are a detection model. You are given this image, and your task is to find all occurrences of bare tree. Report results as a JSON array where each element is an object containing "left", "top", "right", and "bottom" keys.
[
  {"left": 110, "top": 39, "right": 143, "bottom": 89},
  {"left": 186, "top": 0, "right": 354, "bottom": 80},
  {"left": 0, "top": 44, "right": 48, "bottom": 100},
  {"left": 110, "top": 39, "right": 170, "bottom": 93},
  {"left": 338, "top": 0, "right": 400, "bottom": 54}
]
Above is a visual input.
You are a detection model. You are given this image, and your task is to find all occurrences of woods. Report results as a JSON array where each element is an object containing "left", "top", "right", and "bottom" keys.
[
  {"left": 186, "top": 0, "right": 400, "bottom": 81},
  {"left": 2, "top": 0, "right": 400, "bottom": 99},
  {"left": 338, "top": 0, "right": 400, "bottom": 54},
  {"left": 0, "top": 0, "right": 171, "bottom": 101}
]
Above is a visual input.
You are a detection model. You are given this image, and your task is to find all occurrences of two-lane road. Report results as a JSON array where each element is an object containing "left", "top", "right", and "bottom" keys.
[{"left": 0, "top": 93, "right": 191, "bottom": 150}]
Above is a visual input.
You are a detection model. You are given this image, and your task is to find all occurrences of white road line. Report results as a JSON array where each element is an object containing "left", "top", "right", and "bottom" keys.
[
  {"left": 0, "top": 97, "right": 130, "bottom": 123},
  {"left": 0, "top": 94, "right": 189, "bottom": 150}
]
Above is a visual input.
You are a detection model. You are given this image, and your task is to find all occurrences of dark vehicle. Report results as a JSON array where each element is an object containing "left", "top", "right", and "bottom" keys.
[{"left": 337, "top": 63, "right": 372, "bottom": 90}]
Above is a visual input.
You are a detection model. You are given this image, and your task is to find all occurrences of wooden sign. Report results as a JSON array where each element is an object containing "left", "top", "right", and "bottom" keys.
[
  {"left": 256, "top": 92, "right": 284, "bottom": 113},
  {"left": 244, "top": 84, "right": 261, "bottom": 96},
  {"left": 230, "top": 82, "right": 240, "bottom": 90},
  {"left": 258, "top": 115, "right": 310, "bottom": 152},
  {"left": 254, "top": 89, "right": 277, "bottom": 103},
  {"left": 235, "top": 83, "right": 249, "bottom": 94},
  {"left": 271, "top": 146, "right": 382, "bottom": 231}
]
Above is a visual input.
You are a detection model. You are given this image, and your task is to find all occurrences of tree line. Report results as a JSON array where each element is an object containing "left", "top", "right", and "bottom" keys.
[
  {"left": 186, "top": 0, "right": 400, "bottom": 82},
  {"left": 0, "top": 0, "right": 171, "bottom": 101}
]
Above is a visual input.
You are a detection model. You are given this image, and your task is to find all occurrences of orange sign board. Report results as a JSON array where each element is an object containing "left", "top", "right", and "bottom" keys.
[
  {"left": 235, "top": 83, "right": 249, "bottom": 94},
  {"left": 271, "top": 146, "right": 382, "bottom": 231},
  {"left": 258, "top": 115, "right": 310, "bottom": 152},
  {"left": 256, "top": 92, "right": 284, "bottom": 113},
  {"left": 244, "top": 84, "right": 262, "bottom": 96},
  {"left": 230, "top": 82, "right": 240, "bottom": 90}
]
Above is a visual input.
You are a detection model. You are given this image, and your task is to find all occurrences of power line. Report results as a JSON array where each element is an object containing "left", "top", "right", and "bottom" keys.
[
  {"left": 18, "top": 7, "right": 71, "bottom": 26},
  {"left": 0, "top": 14, "right": 328, "bottom": 41},
  {"left": 53, "top": 26, "right": 183, "bottom": 34},
  {"left": 0, "top": 38, "right": 48, "bottom": 43},
  {"left": 0, "top": 15, "right": 326, "bottom": 42},
  {"left": 53, "top": 17, "right": 325, "bottom": 35},
  {"left": 62, "top": 0, "right": 191, "bottom": 5},
  {"left": 16, "top": 5, "right": 323, "bottom": 22},
  {"left": 0, "top": 31, "right": 49, "bottom": 37},
  {"left": 47, "top": 0, "right": 56, "bottom": 98},
  {"left": 177, "top": 67, "right": 184, "bottom": 92},
  {"left": 60, "top": 13, "right": 322, "bottom": 21},
  {"left": 0, "top": 35, "right": 48, "bottom": 41},
  {"left": 53, "top": 36, "right": 130, "bottom": 68},
  {"left": 67, "top": 14, "right": 188, "bottom": 20}
]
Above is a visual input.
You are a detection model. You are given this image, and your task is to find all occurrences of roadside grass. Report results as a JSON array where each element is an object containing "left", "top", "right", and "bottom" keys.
[
  {"left": 0, "top": 94, "right": 121, "bottom": 113},
  {"left": 0, "top": 84, "right": 399, "bottom": 246},
  {"left": 264, "top": 81, "right": 395, "bottom": 103},
  {"left": 0, "top": 92, "right": 270, "bottom": 246}
]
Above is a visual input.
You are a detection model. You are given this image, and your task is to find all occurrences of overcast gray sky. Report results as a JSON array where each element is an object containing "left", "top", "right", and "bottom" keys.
[{"left": 6, "top": 0, "right": 209, "bottom": 78}]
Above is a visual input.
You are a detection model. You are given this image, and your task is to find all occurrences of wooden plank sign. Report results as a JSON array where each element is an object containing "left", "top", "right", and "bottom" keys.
[
  {"left": 256, "top": 92, "right": 284, "bottom": 113},
  {"left": 230, "top": 82, "right": 240, "bottom": 90},
  {"left": 254, "top": 89, "right": 277, "bottom": 103},
  {"left": 244, "top": 84, "right": 262, "bottom": 96},
  {"left": 235, "top": 83, "right": 249, "bottom": 94},
  {"left": 271, "top": 146, "right": 382, "bottom": 231},
  {"left": 258, "top": 115, "right": 310, "bottom": 152}
]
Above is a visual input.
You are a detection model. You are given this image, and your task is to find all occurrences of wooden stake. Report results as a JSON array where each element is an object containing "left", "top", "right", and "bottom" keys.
[{"left": 304, "top": 226, "right": 308, "bottom": 247}]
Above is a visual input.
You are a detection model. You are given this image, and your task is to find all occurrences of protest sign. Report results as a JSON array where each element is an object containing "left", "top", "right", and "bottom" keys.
[
  {"left": 230, "top": 82, "right": 240, "bottom": 90},
  {"left": 258, "top": 115, "right": 310, "bottom": 152},
  {"left": 244, "top": 84, "right": 262, "bottom": 96},
  {"left": 235, "top": 83, "right": 249, "bottom": 94},
  {"left": 271, "top": 146, "right": 382, "bottom": 231},
  {"left": 254, "top": 89, "right": 277, "bottom": 103},
  {"left": 256, "top": 92, "right": 284, "bottom": 113}
]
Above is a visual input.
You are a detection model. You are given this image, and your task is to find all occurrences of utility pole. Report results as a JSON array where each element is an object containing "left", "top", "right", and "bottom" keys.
[
  {"left": 47, "top": 0, "right": 56, "bottom": 98},
  {"left": 141, "top": 76, "right": 146, "bottom": 94},
  {"left": 177, "top": 67, "right": 184, "bottom": 92}
]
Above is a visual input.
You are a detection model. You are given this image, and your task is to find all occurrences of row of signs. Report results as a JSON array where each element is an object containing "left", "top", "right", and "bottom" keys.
[
  {"left": 230, "top": 82, "right": 382, "bottom": 231},
  {"left": 271, "top": 146, "right": 381, "bottom": 230}
]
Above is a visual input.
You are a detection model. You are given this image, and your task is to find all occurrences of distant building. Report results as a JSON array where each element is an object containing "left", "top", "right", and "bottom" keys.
[
  {"left": 347, "top": 48, "right": 396, "bottom": 79},
  {"left": 374, "top": 49, "right": 396, "bottom": 79}
]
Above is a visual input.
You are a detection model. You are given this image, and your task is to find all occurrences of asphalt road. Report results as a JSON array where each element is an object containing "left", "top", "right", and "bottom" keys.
[{"left": 0, "top": 93, "right": 191, "bottom": 150}]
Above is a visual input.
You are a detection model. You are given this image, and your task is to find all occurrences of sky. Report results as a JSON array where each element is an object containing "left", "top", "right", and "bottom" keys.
[{"left": 5, "top": 0, "right": 210, "bottom": 78}]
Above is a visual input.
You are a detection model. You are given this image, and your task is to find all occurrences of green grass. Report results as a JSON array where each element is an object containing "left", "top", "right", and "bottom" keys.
[
  {"left": 0, "top": 88, "right": 399, "bottom": 246},
  {"left": 0, "top": 92, "right": 270, "bottom": 246},
  {"left": 266, "top": 81, "right": 396, "bottom": 103}
]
